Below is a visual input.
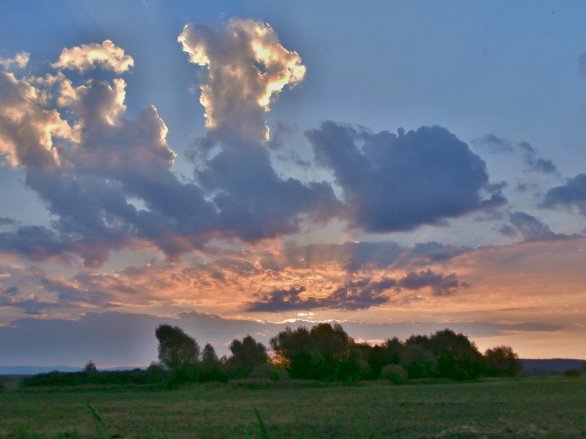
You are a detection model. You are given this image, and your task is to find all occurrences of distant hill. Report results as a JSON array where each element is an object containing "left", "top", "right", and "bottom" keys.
[
  {"left": 0, "top": 365, "right": 137, "bottom": 375},
  {"left": 521, "top": 359, "right": 586, "bottom": 376}
]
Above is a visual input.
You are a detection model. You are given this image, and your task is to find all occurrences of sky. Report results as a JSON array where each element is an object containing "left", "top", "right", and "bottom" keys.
[{"left": 1, "top": 0, "right": 586, "bottom": 367}]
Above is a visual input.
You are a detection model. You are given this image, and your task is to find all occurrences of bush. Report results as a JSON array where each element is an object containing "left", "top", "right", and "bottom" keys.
[
  {"left": 484, "top": 346, "right": 522, "bottom": 377},
  {"left": 563, "top": 368, "right": 581, "bottom": 378},
  {"left": 380, "top": 364, "right": 407, "bottom": 384},
  {"left": 21, "top": 368, "right": 167, "bottom": 387},
  {"left": 249, "top": 363, "right": 288, "bottom": 381}
]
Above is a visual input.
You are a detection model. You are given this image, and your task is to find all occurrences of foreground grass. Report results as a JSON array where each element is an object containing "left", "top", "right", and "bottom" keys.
[{"left": 1, "top": 378, "right": 585, "bottom": 438}]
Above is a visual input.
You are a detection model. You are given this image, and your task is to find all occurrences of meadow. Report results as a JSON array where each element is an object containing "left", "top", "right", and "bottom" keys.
[{"left": 1, "top": 378, "right": 585, "bottom": 438}]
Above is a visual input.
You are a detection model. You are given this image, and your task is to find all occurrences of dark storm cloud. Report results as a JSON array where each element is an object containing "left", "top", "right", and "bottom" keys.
[
  {"left": 247, "top": 270, "right": 465, "bottom": 312},
  {"left": 517, "top": 142, "right": 559, "bottom": 175},
  {"left": 306, "top": 122, "right": 505, "bottom": 233},
  {"left": 541, "top": 174, "right": 586, "bottom": 216}
]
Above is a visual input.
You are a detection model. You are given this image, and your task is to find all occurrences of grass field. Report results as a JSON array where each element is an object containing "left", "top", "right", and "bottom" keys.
[{"left": 1, "top": 378, "right": 585, "bottom": 438}]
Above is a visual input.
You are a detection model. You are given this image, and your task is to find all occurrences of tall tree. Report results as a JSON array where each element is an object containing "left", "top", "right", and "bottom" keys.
[
  {"left": 428, "top": 329, "right": 484, "bottom": 380},
  {"left": 228, "top": 335, "right": 268, "bottom": 377},
  {"left": 200, "top": 343, "right": 223, "bottom": 381},
  {"left": 155, "top": 324, "right": 200, "bottom": 371},
  {"left": 271, "top": 323, "right": 354, "bottom": 380}
]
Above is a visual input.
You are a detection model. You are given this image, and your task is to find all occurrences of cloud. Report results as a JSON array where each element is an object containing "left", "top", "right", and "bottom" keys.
[
  {"left": 259, "top": 240, "right": 468, "bottom": 273},
  {"left": 247, "top": 278, "right": 395, "bottom": 312},
  {"left": 3, "top": 25, "right": 505, "bottom": 265},
  {"left": 541, "top": 174, "right": 586, "bottom": 215},
  {"left": 0, "top": 47, "right": 224, "bottom": 264},
  {"left": 179, "top": 19, "right": 306, "bottom": 142},
  {"left": 503, "top": 211, "right": 559, "bottom": 242},
  {"left": 0, "top": 226, "right": 77, "bottom": 262},
  {"left": 397, "top": 269, "right": 465, "bottom": 296},
  {"left": 52, "top": 40, "right": 134, "bottom": 73},
  {"left": 196, "top": 146, "right": 340, "bottom": 241},
  {"left": 473, "top": 135, "right": 558, "bottom": 174},
  {"left": 266, "top": 121, "right": 296, "bottom": 150},
  {"left": 517, "top": 142, "right": 558, "bottom": 175},
  {"left": 247, "top": 270, "right": 465, "bottom": 311},
  {"left": 0, "top": 52, "right": 29, "bottom": 70},
  {"left": 472, "top": 134, "right": 514, "bottom": 154},
  {"left": 0, "top": 21, "right": 332, "bottom": 259},
  {"left": 499, "top": 224, "right": 517, "bottom": 238},
  {"left": 0, "top": 70, "right": 74, "bottom": 167},
  {"left": 306, "top": 122, "right": 505, "bottom": 232},
  {"left": 0, "top": 216, "right": 15, "bottom": 226},
  {"left": 0, "top": 286, "right": 63, "bottom": 316},
  {"left": 180, "top": 19, "right": 340, "bottom": 241}
]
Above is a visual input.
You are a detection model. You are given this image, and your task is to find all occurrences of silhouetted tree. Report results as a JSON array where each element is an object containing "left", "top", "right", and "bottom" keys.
[
  {"left": 383, "top": 337, "right": 404, "bottom": 365},
  {"left": 155, "top": 324, "right": 200, "bottom": 371},
  {"left": 271, "top": 323, "right": 354, "bottom": 380},
  {"left": 400, "top": 344, "right": 437, "bottom": 378},
  {"left": 428, "top": 329, "right": 484, "bottom": 380},
  {"left": 84, "top": 361, "right": 98, "bottom": 373},
  {"left": 200, "top": 343, "right": 224, "bottom": 381},
  {"left": 202, "top": 343, "right": 219, "bottom": 366},
  {"left": 484, "top": 346, "right": 522, "bottom": 377},
  {"left": 364, "top": 337, "right": 405, "bottom": 378},
  {"left": 227, "top": 335, "right": 268, "bottom": 378}
]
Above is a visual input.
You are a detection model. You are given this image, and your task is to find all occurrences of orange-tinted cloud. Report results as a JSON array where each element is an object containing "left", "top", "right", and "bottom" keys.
[
  {"left": 179, "top": 19, "right": 306, "bottom": 142},
  {"left": 52, "top": 40, "right": 134, "bottom": 74}
]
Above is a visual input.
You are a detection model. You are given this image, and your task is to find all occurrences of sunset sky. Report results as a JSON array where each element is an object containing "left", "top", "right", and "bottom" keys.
[{"left": 1, "top": 0, "right": 586, "bottom": 367}]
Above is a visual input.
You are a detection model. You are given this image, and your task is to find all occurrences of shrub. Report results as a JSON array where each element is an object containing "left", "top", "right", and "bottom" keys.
[
  {"left": 249, "top": 363, "right": 288, "bottom": 381},
  {"left": 563, "top": 368, "right": 581, "bottom": 378},
  {"left": 484, "top": 346, "right": 522, "bottom": 377},
  {"left": 380, "top": 364, "right": 407, "bottom": 384}
]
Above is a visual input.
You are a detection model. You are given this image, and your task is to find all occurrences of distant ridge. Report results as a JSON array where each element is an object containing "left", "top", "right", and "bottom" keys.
[
  {"left": 0, "top": 365, "right": 137, "bottom": 376},
  {"left": 521, "top": 358, "right": 586, "bottom": 376}
]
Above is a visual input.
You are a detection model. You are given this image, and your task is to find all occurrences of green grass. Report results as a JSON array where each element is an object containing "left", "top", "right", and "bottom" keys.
[{"left": 1, "top": 378, "right": 585, "bottom": 438}]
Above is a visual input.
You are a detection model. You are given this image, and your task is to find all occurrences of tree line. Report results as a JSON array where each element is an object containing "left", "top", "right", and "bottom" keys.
[
  {"left": 153, "top": 322, "right": 521, "bottom": 384},
  {"left": 21, "top": 322, "right": 522, "bottom": 387}
]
